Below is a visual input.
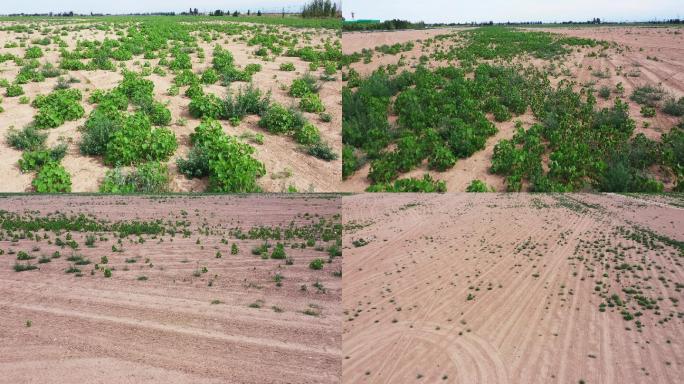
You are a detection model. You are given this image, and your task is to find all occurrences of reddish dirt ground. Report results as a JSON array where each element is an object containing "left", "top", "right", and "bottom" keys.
[
  {"left": 0, "top": 195, "right": 342, "bottom": 383},
  {"left": 342, "top": 193, "right": 684, "bottom": 383},
  {"left": 341, "top": 26, "right": 684, "bottom": 192}
]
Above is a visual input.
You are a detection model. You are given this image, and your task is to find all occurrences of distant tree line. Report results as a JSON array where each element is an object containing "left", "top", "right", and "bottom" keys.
[
  {"left": 343, "top": 17, "right": 683, "bottom": 31},
  {"left": 343, "top": 19, "right": 425, "bottom": 31},
  {"left": 208, "top": 9, "right": 262, "bottom": 17},
  {"left": 302, "top": 0, "right": 340, "bottom": 18}
]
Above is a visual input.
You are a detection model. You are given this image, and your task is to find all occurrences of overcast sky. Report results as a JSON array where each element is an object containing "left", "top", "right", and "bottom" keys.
[
  {"left": 343, "top": 0, "right": 682, "bottom": 23},
  {"left": 0, "top": 1, "right": 320, "bottom": 14}
]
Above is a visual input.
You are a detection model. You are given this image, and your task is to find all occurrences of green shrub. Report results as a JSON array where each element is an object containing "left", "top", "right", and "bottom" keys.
[
  {"left": 79, "top": 109, "right": 123, "bottom": 156},
  {"left": 466, "top": 179, "right": 491, "bottom": 192},
  {"left": 100, "top": 162, "right": 170, "bottom": 193},
  {"left": 32, "top": 162, "right": 71, "bottom": 193},
  {"left": 183, "top": 119, "right": 265, "bottom": 192},
  {"left": 271, "top": 243, "right": 287, "bottom": 259},
  {"left": 189, "top": 93, "right": 224, "bottom": 119},
  {"left": 259, "top": 103, "right": 298, "bottom": 134},
  {"left": 19, "top": 144, "right": 67, "bottom": 172},
  {"left": 173, "top": 69, "right": 199, "bottom": 86},
  {"left": 32, "top": 88, "right": 84, "bottom": 128},
  {"left": 104, "top": 113, "right": 177, "bottom": 166},
  {"left": 177, "top": 146, "right": 210, "bottom": 178},
  {"left": 306, "top": 141, "right": 338, "bottom": 161},
  {"left": 294, "top": 122, "right": 321, "bottom": 145},
  {"left": 144, "top": 101, "right": 172, "bottom": 126},
  {"left": 428, "top": 144, "right": 456, "bottom": 171},
  {"left": 367, "top": 174, "right": 446, "bottom": 192},
  {"left": 6, "top": 126, "right": 47, "bottom": 150},
  {"left": 201, "top": 68, "right": 219, "bottom": 84},
  {"left": 640, "top": 106, "right": 656, "bottom": 117},
  {"left": 630, "top": 85, "right": 666, "bottom": 107},
  {"left": 224, "top": 84, "right": 270, "bottom": 120},
  {"left": 289, "top": 74, "right": 319, "bottom": 97},
  {"left": 279, "top": 62, "right": 295, "bottom": 71},
  {"left": 598, "top": 86, "right": 611, "bottom": 99},
  {"left": 6, "top": 84, "right": 24, "bottom": 97},
  {"left": 663, "top": 97, "right": 684, "bottom": 117},
  {"left": 169, "top": 50, "right": 192, "bottom": 70},
  {"left": 309, "top": 258, "right": 325, "bottom": 270},
  {"left": 25, "top": 46, "right": 43, "bottom": 59},
  {"left": 342, "top": 145, "right": 360, "bottom": 179},
  {"left": 299, "top": 92, "right": 325, "bottom": 112}
]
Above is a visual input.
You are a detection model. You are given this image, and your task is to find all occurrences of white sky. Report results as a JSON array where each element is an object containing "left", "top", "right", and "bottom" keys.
[
  {"left": 343, "top": 0, "right": 683, "bottom": 23},
  {"left": 0, "top": 1, "right": 325, "bottom": 14}
]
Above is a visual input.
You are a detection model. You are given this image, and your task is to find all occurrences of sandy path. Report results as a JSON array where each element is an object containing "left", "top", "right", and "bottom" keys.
[
  {"left": 342, "top": 193, "right": 684, "bottom": 383},
  {"left": 0, "top": 195, "right": 342, "bottom": 384}
]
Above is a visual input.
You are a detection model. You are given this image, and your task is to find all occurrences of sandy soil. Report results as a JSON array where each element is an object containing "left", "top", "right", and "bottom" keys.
[
  {"left": 0, "top": 20, "right": 342, "bottom": 192},
  {"left": 341, "top": 26, "right": 684, "bottom": 191},
  {"left": 0, "top": 194, "right": 342, "bottom": 383},
  {"left": 342, "top": 193, "right": 684, "bottom": 383}
]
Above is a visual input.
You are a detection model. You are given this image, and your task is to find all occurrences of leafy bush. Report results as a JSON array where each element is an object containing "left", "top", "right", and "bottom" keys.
[
  {"left": 176, "top": 146, "right": 210, "bottom": 178},
  {"left": 19, "top": 144, "right": 67, "bottom": 172},
  {"left": 6, "top": 126, "right": 47, "bottom": 150},
  {"left": 182, "top": 119, "right": 265, "bottom": 192},
  {"left": 428, "top": 143, "right": 456, "bottom": 171},
  {"left": 630, "top": 85, "right": 666, "bottom": 107},
  {"left": 271, "top": 243, "right": 287, "bottom": 259},
  {"left": 32, "top": 88, "right": 84, "bottom": 128},
  {"left": 598, "top": 86, "right": 611, "bottom": 99},
  {"left": 306, "top": 142, "right": 338, "bottom": 161},
  {"left": 104, "top": 112, "right": 177, "bottom": 166},
  {"left": 32, "top": 162, "right": 71, "bottom": 193},
  {"left": 79, "top": 109, "right": 123, "bottom": 156},
  {"left": 143, "top": 101, "right": 172, "bottom": 126},
  {"left": 309, "top": 258, "right": 325, "bottom": 270},
  {"left": 299, "top": 92, "right": 325, "bottom": 112},
  {"left": 640, "top": 106, "right": 656, "bottom": 117},
  {"left": 259, "top": 103, "right": 299, "bottom": 134},
  {"left": 201, "top": 68, "right": 219, "bottom": 84},
  {"left": 289, "top": 73, "right": 319, "bottom": 97},
  {"left": 6, "top": 84, "right": 24, "bottom": 97},
  {"left": 279, "top": 62, "right": 295, "bottom": 71},
  {"left": 294, "top": 122, "right": 321, "bottom": 145},
  {"left": 342, "top": 145, "right": 360, "bottom": 179},
  {"left": 367, "top": 174, "right": 446, "bottom": 192},
  {"left": 189, "top": 93, "right": 224, "bottom": 119},
  {"left": 224, "top": 84, "right": 270, "bottom": 120},
  {"left": 25, "top": 46, "right": 43, "bottom": 59},
  {"left": 174, "top": 69, "right": 199, "bottom": 86},
  {"left": 100, "top": 162, "right": 170, "bottom": 193},
  {"left": 663, "top": 97, "right": 684, "bottom": 117},
  {"left": 169, "top": 50, "right": 192, "bottom": 70},
  {"left": 466, "top": 179, "right": 491, "bottom": 192}
]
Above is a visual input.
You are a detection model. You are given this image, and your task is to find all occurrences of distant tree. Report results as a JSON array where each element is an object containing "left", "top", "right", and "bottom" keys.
[
  {"left": 247, "top": 10, "right": 251, "bottom": 15},
  {"left": 194, "top": 8, "right": 198, "bottom": 15},
  {"left": 213, "top": 9, "right": 224, "bottom": 16},
  {"left": 257, "top": 10, "right": 262, "bottom": 16},
  {"left": 232, "top": 11, "right": 239, "bottom": 17},
  {"left": 301, "top": 0, "right": 341, "bottom": 18}
]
